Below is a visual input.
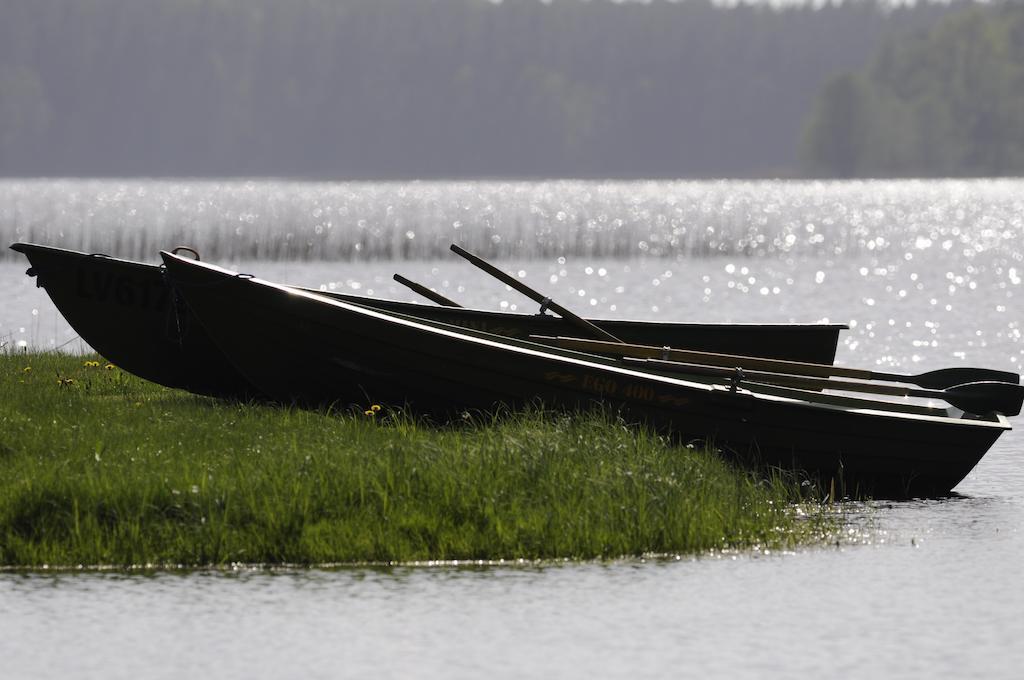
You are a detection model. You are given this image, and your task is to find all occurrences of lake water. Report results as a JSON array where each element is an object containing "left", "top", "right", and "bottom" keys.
[{"left": 1, "top": 179, "right": 1022, "bottom": 678}]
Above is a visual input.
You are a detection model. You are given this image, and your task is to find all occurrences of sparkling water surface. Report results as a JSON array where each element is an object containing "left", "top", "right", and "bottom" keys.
[{"left": 1, "top": 179, "right": 1022, "bottom": 678}]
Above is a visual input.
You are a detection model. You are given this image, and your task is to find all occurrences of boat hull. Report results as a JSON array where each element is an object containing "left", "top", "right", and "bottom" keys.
[
  {"left": 10, "top": 242, "right": 846, "bottom": 397},
  {"left": 161, "top": 252, "right": 1009, "bottom": 498}
]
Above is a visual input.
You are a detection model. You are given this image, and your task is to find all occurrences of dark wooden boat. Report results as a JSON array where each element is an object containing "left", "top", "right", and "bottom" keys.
[
  {"left": 10, "top": 242, "right": 846, "bottom": 398},
  {"left": 160, "top": 250, "right": 1013, "bottom": 498}
]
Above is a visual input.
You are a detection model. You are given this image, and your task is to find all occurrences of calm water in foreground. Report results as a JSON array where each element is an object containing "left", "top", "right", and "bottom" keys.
[{"left": 1, "top": 179, "right": 1022, "bottom": 678}]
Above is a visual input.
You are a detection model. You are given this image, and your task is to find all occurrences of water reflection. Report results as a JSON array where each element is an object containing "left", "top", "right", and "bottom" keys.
[
  {"left": 2, "top": 504, "right": 1022, "bottom": 680},
  {"left": 3, "top": 178, "right": 1024, "bottom": 262}
]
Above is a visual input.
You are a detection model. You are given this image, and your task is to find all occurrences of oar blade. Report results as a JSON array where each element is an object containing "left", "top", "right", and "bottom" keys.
[
  {"left": 945, "top": 381, "right": 1024, "bottom": 416},
  {"left": 915, "top": 367, "right": 1020, "bottom": 390}
]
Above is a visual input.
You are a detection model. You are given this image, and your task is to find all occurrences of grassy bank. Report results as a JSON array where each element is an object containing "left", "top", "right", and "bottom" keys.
[{"left": 0, "top": 353, "right": 836, "bottom": 567}]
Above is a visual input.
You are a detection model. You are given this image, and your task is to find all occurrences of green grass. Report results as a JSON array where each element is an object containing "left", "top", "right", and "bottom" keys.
[{"left": 0, "top": 353, "right": 836, "bottom": 568}]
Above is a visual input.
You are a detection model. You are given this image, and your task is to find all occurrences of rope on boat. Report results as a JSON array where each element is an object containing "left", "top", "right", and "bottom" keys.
[
  {"left": 170, "top": 246, "right": 201, "bottom": 261},
  {"left": 54, "top": 334, "right": 84, "bottom": 351},
  {"left": 729, "top": 367, "right": 745, "bottom": 392},
  {"left": 157, "top": 251, "right": 254, "bottom": 346}
]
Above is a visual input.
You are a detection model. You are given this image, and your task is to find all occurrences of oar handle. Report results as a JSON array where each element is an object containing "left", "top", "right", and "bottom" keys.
[
  {"left": 450, "top": 244, "right": 623, "bottom": 343},
  {"left": 393, "top": 274, "right": 462, "bottom": 308}
]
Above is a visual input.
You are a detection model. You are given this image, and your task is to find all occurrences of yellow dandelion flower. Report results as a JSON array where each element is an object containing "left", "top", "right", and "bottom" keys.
[
  {"left": 104, "top": 364, "right": 116, "bottom": 370},
  {"left": 371, "top": 404, "right": 382, "bottom": 412},
  {"left": 364, "top": 409, "right": 375, "bottom": 417},
  {"left": 22, "top": 366, "right": 31, "bottom": 373}
]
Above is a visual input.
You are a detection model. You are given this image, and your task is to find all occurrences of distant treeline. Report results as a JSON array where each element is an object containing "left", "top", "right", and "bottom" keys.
[
  {"left": 0, "top": 0, "right": 971, "bottom": 179},
  {"left": 801, "top": 2, "right": 1024, "bottom": 178}
]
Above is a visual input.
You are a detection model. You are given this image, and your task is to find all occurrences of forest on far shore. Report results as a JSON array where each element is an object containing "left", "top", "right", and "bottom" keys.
[
  {"left": 1, "top": 0, "right": 1019, "bottom": 179},
  {"left": 801, "top": 2, "right": 1024, "bottom": 178}
]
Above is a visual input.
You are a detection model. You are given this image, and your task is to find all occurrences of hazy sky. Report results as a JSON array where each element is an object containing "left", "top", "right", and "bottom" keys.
[{"left": 0, "top": 0, "right": 976, "bottom": 179}]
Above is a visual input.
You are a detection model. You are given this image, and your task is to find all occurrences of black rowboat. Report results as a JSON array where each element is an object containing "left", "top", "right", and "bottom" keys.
[
  {"left": 10, "top": 242, "right": 846, "bottom": 398},
  {"left": 160, "top": 251, "right": 1013, "bottom": 497}
]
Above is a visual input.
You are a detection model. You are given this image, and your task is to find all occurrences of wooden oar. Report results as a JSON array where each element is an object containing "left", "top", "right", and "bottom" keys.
[
  {"left": 450, "top": 244, "right": 623, "bottom": 343},
  {"left": 531, "top": 335, "right": 1021, "bottom": 390},
  {"left": 393, "top": 274, "right": 462, "bottom": 308},
  {"left": 622, "top": 357, "right": 1023, "bottom": 416}
]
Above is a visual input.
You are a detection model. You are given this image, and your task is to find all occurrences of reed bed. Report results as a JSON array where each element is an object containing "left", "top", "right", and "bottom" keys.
[{"left": 0, "top": 353, "right": 836, "bottom": 568}]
